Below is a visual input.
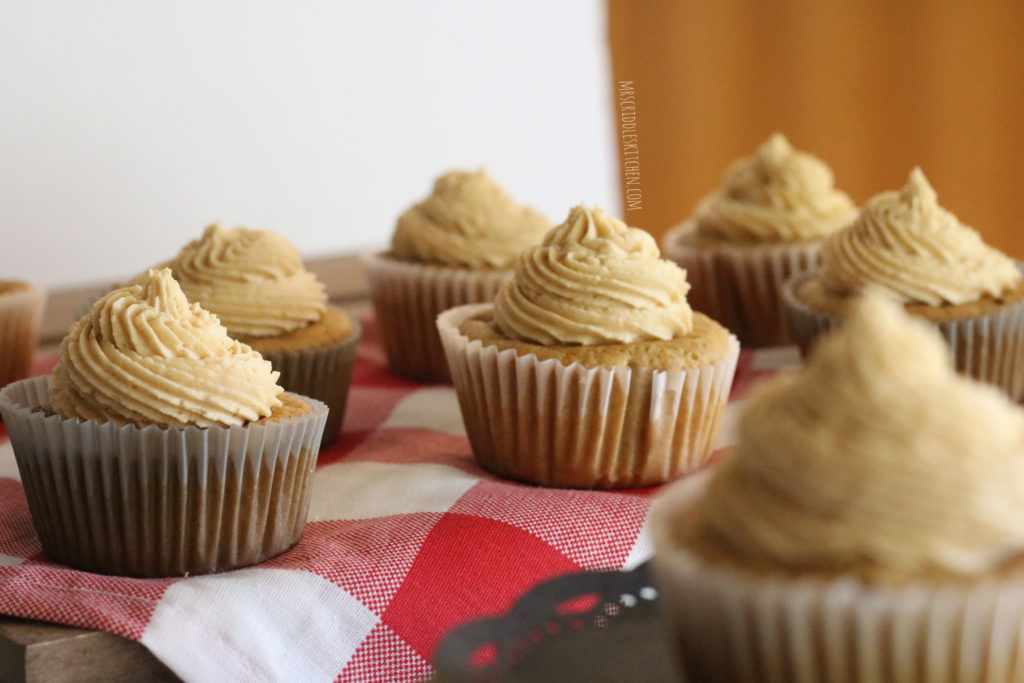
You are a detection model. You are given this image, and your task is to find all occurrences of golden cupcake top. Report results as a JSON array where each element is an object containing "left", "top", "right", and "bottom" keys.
[
  {"left": 50, "top": 268, "right": 284, "bottom": 428},
  {"left": 148, "top": 223, "right": 327, "bottom": 338},
  {"left": 391, "top": 169, "right": 550, "bottom": 268},
  {"left": 493, "top": 204, "right": 694, "bottom": 345},
  {"left": 692, "top": 292, "right": 1024, "bottom": 581},
  {"left": 821, "top": 168, "right": 1022, "bottom": 305},
  {"left": 692, "top": 133, "right": 856, "bottom": 242}
]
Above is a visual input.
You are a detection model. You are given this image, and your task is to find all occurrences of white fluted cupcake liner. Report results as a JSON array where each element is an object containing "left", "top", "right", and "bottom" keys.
[
  {"left": 259, "top": 319, "right": 361, "bottom": 446},
  {"left": 362, "top": 252, "right": 513, "bottom": 383},
  {"left": 662, "top": 222, "right": 821, "bottom": 348},
  {"left": 650, "top": 477, "right": 1024, "bottom": 683},
  {"left": 0, "top": 376, "right": 328, "bottom": 577},
  {"left": 0, "top": 283, "right": 46, "bottom": 389},
  {"left": 437, "top": 304, "right": 739, "bottom": 489},
  {"left": 782, "top": 274, "right": 1024, "bottom": 402}
]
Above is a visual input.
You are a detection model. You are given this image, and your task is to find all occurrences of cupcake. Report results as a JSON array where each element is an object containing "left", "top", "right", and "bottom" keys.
[
  {"left": 651, "top": 293, "right": 1024, "bottom": 682},
  {"left": 783, "top": 168, "right": 1024, "bottom": 400},
  {"left": 0, "top": 279, "right": 46, "bottom": 390},
  {"left": 662, "top": 133, "right": 857, "bottom": 347},
  {"left": 437, "top": 205, "right": 739, "bottom": 489},
  {"left": 0, "top": 269, "right": 328, "bottom": 577},
  {"left": 139, "top": 224, "right": 360, "bottom": 445},
  {"left": 364, "top": 169, "right": 550, "bottom": 382}
]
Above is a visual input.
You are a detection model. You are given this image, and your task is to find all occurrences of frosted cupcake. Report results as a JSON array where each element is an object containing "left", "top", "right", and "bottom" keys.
[
  {"left": 0, "top": 280, "right": 46, "bottom": 390},
  {"left": 364, "top": 169, "right": 550, "bottom": 382},
  {"left": 0, "top": 269, "right": 327, "bottom": 577},
  {"left": 651, "top": 293, "right": 1024, "bottom": 682},
  {"left": 437, "top": 205, "right": 739, "bottom": 489},
  {"left": 140, "top": 224, "right": 360, "bottom": 445},
  {"left": 783, "top": 168, "right": 1024, "bottom": 399},
  {"left": 662, "top": 133, "right": 856, "bottom": 347}
]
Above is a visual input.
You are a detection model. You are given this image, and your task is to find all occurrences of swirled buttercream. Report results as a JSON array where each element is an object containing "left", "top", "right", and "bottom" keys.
[
  {"left": 392, "top": 169, "right": 550, "bottom": 268},
  {"left": 50, "top": 268, "right": 284, "bottom": 428},
  {"left": 694, "top": 292, "right": 1024, "bottom": 580},
  {"left": 153, "top": 224, "right": 327, "bottom": 338},
  {"left": 693, "top": 133, "right": 856, "bottom": 242},
  {"left": 493, "top": 205, "right": 693, "bottom": 345},
  {"left": 821, "top": 168, "right": 1021, "bottom": 305}
]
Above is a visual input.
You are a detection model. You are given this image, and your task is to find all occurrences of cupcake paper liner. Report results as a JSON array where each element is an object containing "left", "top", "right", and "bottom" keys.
[
  {"left": 782, "top": 274, "right": 1024, "bottom": 402},
  {"left": 0, "top": 283, "right": 46, "bottom": 389},
  {"left": 662, "top": 222, "right": 821, "bottom": 348},
  {"left": 650, "top": 476, "right": 1024, "bottom": 683},
  {"left": 0, "top": 376, "right": 328, "bottom": 578},
  {"left": 437, "top": 304, "right": 740, "bottom": 489},
  {"left": 363, "top": 252, "right": 512, "bottom": 383},
  {"left": 260, "top": 319, "right": 361, "bottom": 446}
]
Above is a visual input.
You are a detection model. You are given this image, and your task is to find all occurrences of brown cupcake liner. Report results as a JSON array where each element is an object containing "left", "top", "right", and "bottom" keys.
[
  {"left": 780, "top": 274, "right": 842, "bottom": 358},
  {"left": 650, "top": 476, "right": 1024, "bottom": 683},
  {"left": 362, "top": 252, "right": 512, "bottom": 383},
  {"left": 662, "top": 222, "right": 821, "bottom": 348},
  {"left": 260, "top": 319, "right": 361, "bottom": 446},
  {"left": 0, "top": 283, "right": 46, "bottom": 389},
  {"left": 782, "top": 275, "right": 1024, "bottom": 401},
  {"left": 0, "top": 376, "right": 328, "bottom": 577},
  {"left": 437, "top": 304, "right": 739, "bottom": 489}
]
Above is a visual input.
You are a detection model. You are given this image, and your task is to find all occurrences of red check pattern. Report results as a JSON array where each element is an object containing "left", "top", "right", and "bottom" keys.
[{"left": 0, "top": 319, "right": 796, "bottom": 682}]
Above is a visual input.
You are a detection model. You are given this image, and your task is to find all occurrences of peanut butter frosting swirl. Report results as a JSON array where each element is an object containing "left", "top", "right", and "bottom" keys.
[
  {"left": 821, "top": 168, "right": 1022, "bottom": 305},
  {"left": 154, "top": 224, "right": 327, "bottom": 338},
  {"left": 693, "top": 133, "right": 856, "bottom": 242},
  {"left": 493, "top": 205, "right": 694, "bottom": 345},
  {"left": 392, "top": 169, "right": 550, "bottom": 268},
  {"left": 694, "top": 293, "right": 1024, "bottom": 580},
  {"left": 50, "top": 268, "right": 284, "bottom": 428}
]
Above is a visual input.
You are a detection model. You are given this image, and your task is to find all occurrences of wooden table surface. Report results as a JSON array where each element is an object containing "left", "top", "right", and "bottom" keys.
[
  {"left": 0, "top": 253, "right": 370, "bottom": 683},
  {"left": 0, "top": 618, "right": 179, "bottom": 683}
]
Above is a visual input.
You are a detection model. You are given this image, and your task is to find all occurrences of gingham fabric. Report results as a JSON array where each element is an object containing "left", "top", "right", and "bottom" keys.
[{"left": 0, "top": 318, "right": 798, "bottom": 682}]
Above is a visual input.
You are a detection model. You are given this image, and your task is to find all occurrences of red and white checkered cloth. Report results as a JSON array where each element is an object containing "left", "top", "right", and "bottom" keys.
[{"left": 0, "top": 318, "right": 798, "bottom": 682}]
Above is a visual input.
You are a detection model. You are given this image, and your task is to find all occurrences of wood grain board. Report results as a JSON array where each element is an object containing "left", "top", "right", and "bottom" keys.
[
  {"left": 607, "top": 0, "right": 1024, "bottom": 259},
  {"left": 0, "top": 617, "right": 179, "bottom": 683}
]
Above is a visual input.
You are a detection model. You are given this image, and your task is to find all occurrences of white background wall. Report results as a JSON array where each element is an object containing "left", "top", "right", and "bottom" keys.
[{"left": 0, "top": 1, "right": 618, "bottom": 289}]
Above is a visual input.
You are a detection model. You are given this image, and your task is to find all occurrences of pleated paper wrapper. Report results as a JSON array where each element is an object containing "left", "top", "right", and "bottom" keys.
[
  {"left": 437, "top": 304, "right": 739, "bottom": 489},
  {"left": 650, "top": 474, "right": 1024, "bottom": 683},
  {"left": 0, "top": 376, "right": 328, "bottom": 578},
  {"left": 260, "top": 319, "right": 361, "bottom": 446},
  {"left": 363, "top": 252, "right": 512, "bottom": 383},
  {"left": 0, "top": 282, "right": 46, "bottom": 388},
  {"left": 662, "top": 221, "right": 821, "bottom": 348},
  {"left": 782, "top": 274, "right": 1024, "bottom": 402}
]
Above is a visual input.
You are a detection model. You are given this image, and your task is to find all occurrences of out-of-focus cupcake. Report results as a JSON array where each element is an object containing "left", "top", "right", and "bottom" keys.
[
  {"left": 138, "top": 224, "right": 359, "bottom": 445},
  {"left": 0, "top": 269, "right": 327, "bottom": 577},
  {"left": 437, "top": 205, "right": 739, "bottom": 489},
  {"left": 0, "top": 279, "right": 46, "bottom": 390},
  {"left": 783, "top": 167, "right": 1024, "bottom": 399},
  {"left": 662, "top": 133, "right": 856, "bottom": 347},
  {"left": 651, "top": 292, "right": 1024, "bottom": 682},
  {"left": 364, "top": 169, "right": 550, "bottom": 382}
]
